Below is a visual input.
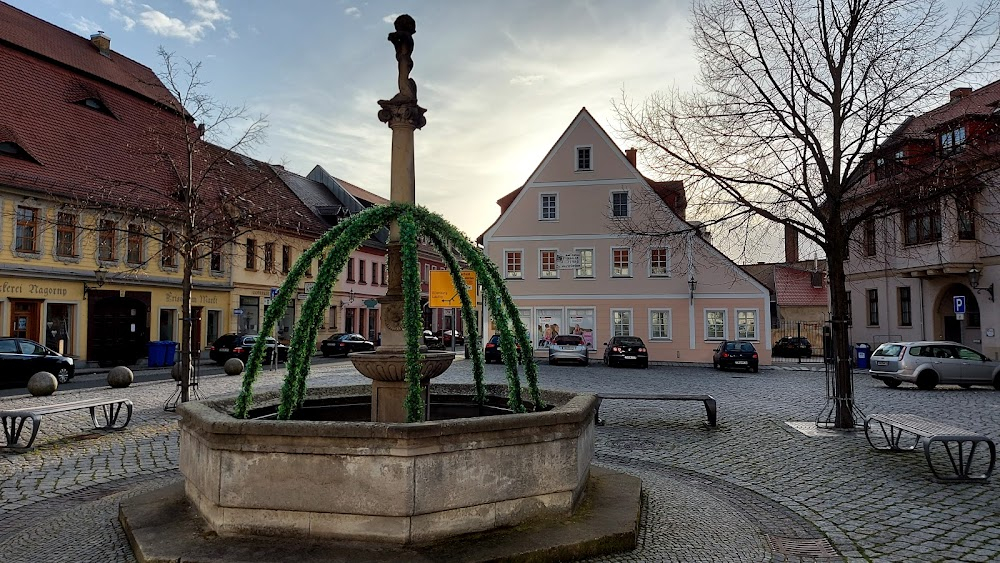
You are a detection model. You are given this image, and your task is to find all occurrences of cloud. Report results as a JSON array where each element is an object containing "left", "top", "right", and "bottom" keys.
[
  {"left": 66, "top": 14, "right": 102, "bottom": 35},
  {"left": 382, "top": 13, "right": 399, "bottom": 24},
  {"left": 510, "top": 74, "right": 545, "bottom": 86},
  {"left": 110, "top": 9, "right": 136, "bottom": 31},
  {"left": 130, "top": 0, "right": 230, "bottom": 42},
  {"left": 345, "top": 7, "right": 360, "bottom": 18}
]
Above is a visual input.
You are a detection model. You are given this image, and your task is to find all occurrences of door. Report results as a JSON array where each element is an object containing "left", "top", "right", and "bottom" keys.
[
  {"left": 88, "top": 296, "right": 147, "bottom": 367},
  {"left": 927, "top": 344, "right": 962, "bottom": 384},
  {"left": 944, "top": 316, "right": 962, "bottom": 343},
  {"left": 957, "top": 345, "right": 994, "bottom": 384},
  {"left": 10, "top": 300, "right": 41, "bottom": 342},
  {"left": 191, "top": 307, "right": 203, "bottom": 353}
]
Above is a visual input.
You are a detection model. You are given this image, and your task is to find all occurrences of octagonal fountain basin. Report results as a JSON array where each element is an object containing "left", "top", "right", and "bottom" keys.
[{"left": 178, "top": 384, "right": 597, "bottom": 545}]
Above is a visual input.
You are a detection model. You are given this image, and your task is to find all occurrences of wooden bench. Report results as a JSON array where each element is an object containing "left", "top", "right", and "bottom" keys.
[
  {"left": 1, "top": 398, "right": 133, "bottom": 451},
  {"left": 865, "top": 413, "right": 995, "bottom": 482},
  {"left": 595, "top": 393, "right": 717, "bottom": 427}
]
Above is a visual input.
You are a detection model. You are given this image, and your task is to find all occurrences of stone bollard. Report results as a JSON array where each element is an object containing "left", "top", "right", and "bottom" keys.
[
  {"left": 171, "top": 362, "right": 193, "bottom": 382},
  {"left": 107, "top": 366, "right": 134, "bottom": 388},
  {"left": 224, "top": 358, "right": 244, "bottom": 376},
  {"left": 27, "top": 372, "right": 58, "bottom": 396}
]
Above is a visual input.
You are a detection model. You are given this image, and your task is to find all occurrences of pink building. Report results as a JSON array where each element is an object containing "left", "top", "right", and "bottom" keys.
[{"left": 480, "top": 109, "right": 771, "bottom": 364}]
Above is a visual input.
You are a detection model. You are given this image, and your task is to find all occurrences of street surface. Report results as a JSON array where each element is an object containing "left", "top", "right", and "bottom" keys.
[{"left": 1, "top": 357, "right": 999, "bottom": 562}]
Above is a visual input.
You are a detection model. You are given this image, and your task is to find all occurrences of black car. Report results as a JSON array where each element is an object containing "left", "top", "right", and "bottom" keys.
[
  {"left": 0, "top": 337, "right": 75, "bottom": 385},
  {"left": 603, "top": 336, "right": 648, "bottom": 368},
  {"left": 773, "top": 337, "right": 813, "bottom": 358},
  {"left": 321, "top": 333, "right": 375, "bottom": 357},
  {"left": 484, "top": 334, "right": 522, "bottom": 364},
  {"left": 423, "top": 330, "right": 444, "bottom": 349},
  {"left": 209, "top": 334, "right": 288, "bottom": 365},
  {"left": 441, "top": 330, "right": 465, "bottom": 346},
  {"left": 712, "top": 340, "right": 759, "bottom": 372}
]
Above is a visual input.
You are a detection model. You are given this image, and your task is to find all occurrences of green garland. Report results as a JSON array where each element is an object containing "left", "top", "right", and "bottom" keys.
[{"left": 399, "top": 211, "right": 426, "bottom": 421}]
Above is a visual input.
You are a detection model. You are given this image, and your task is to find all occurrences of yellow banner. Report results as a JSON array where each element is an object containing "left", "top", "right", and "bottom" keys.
[{"left": 429, "top": 270, "right": 477, "bottom": 308}]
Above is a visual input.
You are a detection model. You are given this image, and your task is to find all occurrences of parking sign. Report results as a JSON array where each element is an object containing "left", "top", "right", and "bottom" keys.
[{"left": 954, "top": 296, "right": 966, "bottom": 314}]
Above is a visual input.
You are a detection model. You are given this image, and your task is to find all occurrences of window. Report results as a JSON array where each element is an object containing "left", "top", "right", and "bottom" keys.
[
  {"left": 540, "top": 194, "right": 558, "bottom": 220},
  {"left": 372, "top": 262, "right": 379, "bottom": 286},
  {"left": 540, "top": 250, "right": 558, "bottom": 278},
  {"left": 382, "top": 263, "right": 388, "bottom": 285},
  {"left": 55, "top": 212, "right": 78, "bottom": 257},
  {"left": 126, "top": 224, "right": 143, "bottom": 264},
  {"left": 282, "top": 245, "right": 291, "bottom": 274},
  {"left": 15, "top": 206, "right": 38, "bottom": 253},
  {"left": 957, "top": 194, "right": 976, "bottom": 240},
  {"left": 161, "top": 229, "right": 177, "bottom": 267},
  {"left": 359, "top": 259, "right": 367, "bottom": 283},
  {"left": 98, "top": 219, "right": 115, "bottom": 261},
  {"left": 940, "top": 125, "right": 967, "bottom": 155},
  {"left": 650, "top": 248, "right": 670, "bottom": 276},
  {"left": 898, "top": 287, "right": 912, "bottom": 327},
  {"left": 576, "top": 146, "right": 592, "bottom": 171},
  {"left": 612, "top": 309, "right": 632, "bottom": 337},
  {"left": 245, "top": 239, "right": 256, "bottom": 270},
  {"left": 863, "top": 219, "right": 876, "bottom": 257},
  {"left": 705, "top": 309, "right": 726, "bottom": 340},
  {"left": 650, "top": 309, "right": 671, "bottom": 340},
  {"left": 505, "top": 250, "right": 522, "bottom": 279},
  {"left": 423, "top": 264, "right": 430, "bottom": 283},
  {"left": 611, "top": 191, "right": 629, "bottom": 217},
  {"left": 0, "top": 141, "right": 38, "bottom": 163},
  {"left": 867, "top": 289, "right": 879, "bottom": 326},
  {"left": 612, "top": 247, "right": 631, "bottom": 277},
  {"left": 576, "top": 248, "right": 593, "bottom": 278},
  {"left": 903, "top": 203, "right": 941, "bottom": 245},
  {"left": 77, "top": 97, "right": 112, "bottom": 116},
  {"left": 736, "top": 309, "right": 757, "bottom": 340},
  {"left": 210, "top": 239, "right": 223, "bottom": 272},
  {"left": 264, "top": 243, "right": 275, "bottom": 272}
]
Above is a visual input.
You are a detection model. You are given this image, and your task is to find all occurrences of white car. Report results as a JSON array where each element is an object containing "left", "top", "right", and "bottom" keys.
[{"left": 869, "top": 341, "right": 1000, "bottom": 390}]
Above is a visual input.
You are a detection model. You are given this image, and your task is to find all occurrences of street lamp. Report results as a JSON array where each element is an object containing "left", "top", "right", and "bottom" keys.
[
  {"left": 968, "top": 268, "right": 994, "bottom": 302},
  {"left": 340, "top": 289, "right": 356, "bottom": 307},
  {"left": 82, "top": 267, "right": 108, "bottom": 300},
  {"left": 688, "top": 275, "right": 698, "bottom": 301}
]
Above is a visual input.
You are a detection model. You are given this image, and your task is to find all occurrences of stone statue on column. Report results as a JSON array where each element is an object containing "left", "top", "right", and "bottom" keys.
[{"left": 379, "top": 14, "right": 426, "bottom": 129}]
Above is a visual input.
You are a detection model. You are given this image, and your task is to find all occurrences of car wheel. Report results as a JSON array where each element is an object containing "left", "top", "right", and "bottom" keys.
[
  {"left": 55, "top": 367, "right": 71, "bottom": 384},
  {"left": 882, "top": 378, "right": 902, "bottom": 388},
  {"left": 994, "top": 373, "right": 1000, "bottom": 390},
  {"left": 916, "top": 371, "right": 938, "bottom": 390}
]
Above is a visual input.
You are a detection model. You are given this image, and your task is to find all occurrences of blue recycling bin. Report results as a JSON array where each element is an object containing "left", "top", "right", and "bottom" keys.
[
  {"left": 147, "top": 341, "right": 168, "bottom": 367},
  {"left": 855, "top": 343, "right": 871, "bottom": 370},
  {"left": 164, "top": 341, "right": 178, "bottom": 366}
]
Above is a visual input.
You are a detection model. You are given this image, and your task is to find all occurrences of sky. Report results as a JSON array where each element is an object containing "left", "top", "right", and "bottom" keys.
[{"left": 11, "top": 0, "right": 702, "bottom": 247}]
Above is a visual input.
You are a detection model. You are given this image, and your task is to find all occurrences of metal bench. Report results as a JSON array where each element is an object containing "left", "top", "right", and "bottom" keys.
[
  {"left": 595, "top": 393, "right": 717, "bottom": 427},
  {"left": 865, "top": 413, "right": 995, "bottom": 482},
  {"left": 1, "top": 398, "right": 133, "bottom": 451}
]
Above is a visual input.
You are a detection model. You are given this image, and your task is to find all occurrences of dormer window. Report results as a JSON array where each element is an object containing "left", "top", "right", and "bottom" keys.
[
  {"left": 0, "top": 141, "right": 39, "bottom": 164},
  {"left": 575, "top": 146, "right": 593, "bottom": 171},
  {"left": 940, "top": 125, "right": 966, "bottom": 155},
  {"left": 75, "top": 97, "right": 114, "bottom": 117}
]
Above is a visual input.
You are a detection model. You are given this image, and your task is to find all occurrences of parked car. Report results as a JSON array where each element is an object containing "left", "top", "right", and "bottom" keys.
[
  {"left": 423, "top": 330, "right": 443, "bottom": 349},
  {"left": 209, "top": 334, "right": 288, "bottom": 365},
  {"left": 869, "top": 341, "right": 1000, "bottom": 390},
  {"left": 0, "top": 337, "right": 75, "bottom": 385},
  {"left": 441, "top": 330, "right": 465, "bottom": 346},
  {"left": 484, "top": 334, "right": 521, "bottom": 364},
  {"left": 320, "top": 333, "right": 375, "bottom": 357},
  {"left": 549, "top": 334, "right": 589, "bottom": 366},
  {"left": 773, "top": 336, "right": 813, "bottom": 358},
  {"left": 603, "top": 336, "right": 648, "bottom": 368},
  {"left": 712, "top": 340, "right": 759, "bottom": 372}
]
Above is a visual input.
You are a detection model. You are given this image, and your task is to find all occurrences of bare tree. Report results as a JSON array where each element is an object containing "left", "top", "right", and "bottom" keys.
[{"left": 614, "top": 0, "right": 1000, "bottom": 427}]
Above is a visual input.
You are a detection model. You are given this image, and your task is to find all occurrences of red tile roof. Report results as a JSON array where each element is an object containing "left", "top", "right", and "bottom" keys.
[
  {"left": 884, "top": 79, "right": 1000, "bottom": 144},
  {"left": 773, "top": 265, "right": 827, "bottom": 307},
  {"left": 336, "top": 176, "right": 389, "bottom": 205}
]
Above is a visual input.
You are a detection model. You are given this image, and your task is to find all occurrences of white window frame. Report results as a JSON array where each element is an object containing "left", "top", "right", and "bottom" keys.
[
  {"left": 611, "top": 247, "right": 631, "bottom": 278},
  {"left": 611, "top": 190, "right": 630, "bottom": 217},
  {"left": 575, "top": 247, "right": 594, "bottom": 279},
  {"left": 575, "top": 145, "right": 593, "bottom": 171},
  {"left": 504, "top": 249, "right": 523, "bottom": 280},
  {"left": 539, "top": 193, "right": 558, "bottom": 221},
  {"left": 735, "top": 308, "right": 758, "bottom": 340},
  {"left": 611, "top": 308, "right": 633, "bottom": 337},
  {"left": 705, "top": 309, "right": 727, "bottom": 341},
  {"left": 649, "top": 308, "right": 672, "bottom": 340},
  {"left": 539, "top": 249, "right": 559, "bottom": 279},
  {"left": 648, "top": 247, "right": 670, "bottom": 277}
]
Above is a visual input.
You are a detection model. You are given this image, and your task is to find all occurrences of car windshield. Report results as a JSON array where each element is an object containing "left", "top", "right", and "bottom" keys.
[
  {"left": 724, "top": 342, "right": 755, "bottom": 352},
  {"left": 553, "top": 335, "right": 583, "bottom": 345}
]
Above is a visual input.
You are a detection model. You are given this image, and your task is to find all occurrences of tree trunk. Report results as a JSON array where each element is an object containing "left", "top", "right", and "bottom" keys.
[
  {"left": 181, "top": 257, "right": 193, "bottom": 402},
  {"left": 825, "top": 236, "right": 855, "bottom": 428}
]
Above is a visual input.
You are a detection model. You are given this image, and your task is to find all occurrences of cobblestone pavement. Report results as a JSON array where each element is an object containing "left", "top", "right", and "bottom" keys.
[{"left": 1, "top": 360, "right": 999, "bottom": 562}]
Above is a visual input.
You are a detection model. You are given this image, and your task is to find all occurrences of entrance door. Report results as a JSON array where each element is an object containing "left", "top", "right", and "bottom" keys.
[
  {"left": 944, "top": 316, "right": 962, "bottom": 343},
  {"left": 191, "top": 307, "right": 203, "bottom": 353},
  {"left": 10, "top": 300, "right": 41, "bottom": 342}
]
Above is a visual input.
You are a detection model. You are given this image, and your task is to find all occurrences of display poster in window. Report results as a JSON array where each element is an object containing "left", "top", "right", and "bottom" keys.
[
  {"left": 567, "top": 308, "right": 596, "bottom": 350},
  {"left": 536, "top": 309, "right": 564, "bottom": 348}
]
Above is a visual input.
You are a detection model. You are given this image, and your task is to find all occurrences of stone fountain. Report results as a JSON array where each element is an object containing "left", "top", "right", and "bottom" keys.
[{"left": 119, "top": 16, "right": 639, "bottom": 562}]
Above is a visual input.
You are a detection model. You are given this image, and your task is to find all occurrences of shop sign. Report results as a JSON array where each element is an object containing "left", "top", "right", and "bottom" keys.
[{"left": 0, "top": 280, "right": 70, "bottom": 297}]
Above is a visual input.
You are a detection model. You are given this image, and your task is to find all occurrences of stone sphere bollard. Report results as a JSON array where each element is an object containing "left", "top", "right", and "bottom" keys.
[
  {"left": 28, "top": 372, "right": 58, "bottom": 396},
  {"left": 171, "top": 362, "right": 193, "bottom": 382},
  {"left": 224, "top": 358, "right": 244, "bottom": 376},
  {"left": 107, "top": 366, "right": 134, "bottom": 388}
]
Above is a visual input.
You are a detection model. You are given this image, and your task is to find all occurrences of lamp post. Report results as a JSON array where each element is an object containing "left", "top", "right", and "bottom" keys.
[
  {"left": 82, "top": 267, "right": 108, "bottom": 299},
  {"left": 968, "top": 268, "right": 995, "bottom": 302},
  {"left": 688, "top": 275, "right": 698, "bottom": 302}
]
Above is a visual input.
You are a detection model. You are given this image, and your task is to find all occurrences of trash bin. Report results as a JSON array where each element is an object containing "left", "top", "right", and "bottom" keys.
[
  {"left": 164, "top": 341, "right": 178, "bottom": 366},
  {"left": 147, "top": 341, "right": 168, "bottom": 367},
  {"left": 855, "top": 343, "right": 871, "bottom": 370}
]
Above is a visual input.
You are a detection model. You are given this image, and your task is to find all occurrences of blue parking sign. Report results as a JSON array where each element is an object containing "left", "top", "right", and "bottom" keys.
[{"left": 954, "top": 296, "right": 966, "bottom": 314}]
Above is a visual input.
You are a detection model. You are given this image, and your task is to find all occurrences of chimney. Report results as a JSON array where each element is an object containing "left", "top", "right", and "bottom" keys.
[
  {"left": 950, "top": 87, "right": 972, "bottom": 102},
  {"left": 784, "top": 224, "right": 799, "bottom": 264},
  {"left": 90, "top": 31, "right": 111, "bottom": 56},
  {"left": 625, "top": 148, "right": 637, "bottom": 167}
]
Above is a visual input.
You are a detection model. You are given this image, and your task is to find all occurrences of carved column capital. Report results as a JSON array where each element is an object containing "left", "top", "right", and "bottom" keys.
[{"left": 377, "top": 98, "right": 427, "bottom": 129}]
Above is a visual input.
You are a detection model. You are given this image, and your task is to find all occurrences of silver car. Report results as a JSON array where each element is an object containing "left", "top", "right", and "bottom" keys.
[
  {"left": 548, "top": 334, "right": 589, "bottom": 366},
  {"left": 869, "top": 341, "right": 1000, "bottom": 390}
]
